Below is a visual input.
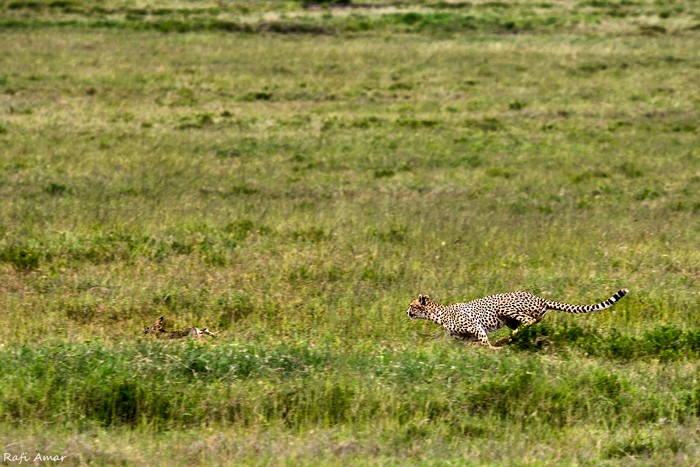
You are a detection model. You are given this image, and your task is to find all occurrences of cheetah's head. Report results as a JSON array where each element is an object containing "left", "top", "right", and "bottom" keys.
[
  {"left": 143, "top": 316, "right": 165, "bottom": 336},
  {"left": 406, "top": 294, "right": 432, "bottom": 320}
]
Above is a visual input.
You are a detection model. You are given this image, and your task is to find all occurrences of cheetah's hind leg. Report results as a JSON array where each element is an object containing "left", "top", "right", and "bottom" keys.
[
  {"left": 502, "top": 306, "right": 547, "bottom": 344},
  {"left": 504, "top": 317, "right": 521, "bottom": 330}
]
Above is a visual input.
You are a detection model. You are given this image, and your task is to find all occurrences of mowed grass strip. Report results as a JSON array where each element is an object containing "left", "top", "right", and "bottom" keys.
[{"left": 0, "top": 0, "right": 698, "bottom": 36}]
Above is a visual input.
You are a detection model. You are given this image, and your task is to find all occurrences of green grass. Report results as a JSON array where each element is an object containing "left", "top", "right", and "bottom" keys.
[
  {"left": 0, "top": 0, "right": 699, "bottom": 464},
  {"left": 2, "top": 339, "right": 699, "bottom": 463}
]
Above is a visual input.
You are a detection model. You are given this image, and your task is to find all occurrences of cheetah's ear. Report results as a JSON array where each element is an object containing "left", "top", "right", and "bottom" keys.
[{"left": 419, "top": 294, "right": 429, "bottom": 305}]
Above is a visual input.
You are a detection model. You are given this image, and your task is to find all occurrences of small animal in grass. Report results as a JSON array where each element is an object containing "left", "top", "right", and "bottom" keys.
[
  {"left": 406, "top": 289, "right": 628, "bottom": 348},
  {"left": 143, "top": 316, "right": 217, "bottom": 339}
]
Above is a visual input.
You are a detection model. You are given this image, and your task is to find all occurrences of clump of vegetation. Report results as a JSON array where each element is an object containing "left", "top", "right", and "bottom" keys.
[
  {"left": 509, "top": 322, "right": 700, "bottom": 361},
  {"left": 0, "top": 242, "right": 42, "bottom": 271}
]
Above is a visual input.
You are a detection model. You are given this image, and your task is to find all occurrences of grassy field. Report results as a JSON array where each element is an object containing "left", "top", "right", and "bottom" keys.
[{"left": 1, "top": 0, "right": 699, "bottom": 464}]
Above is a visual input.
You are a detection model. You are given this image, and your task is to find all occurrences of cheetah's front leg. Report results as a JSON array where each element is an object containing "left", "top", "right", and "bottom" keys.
[{"left": 475, "top": 326, "right": 498, "bottom": 349}]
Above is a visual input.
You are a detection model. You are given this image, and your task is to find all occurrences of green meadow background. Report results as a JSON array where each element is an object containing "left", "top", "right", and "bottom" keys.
[{"left": 0, "top": 0, "right": 698, "bottom": 464}]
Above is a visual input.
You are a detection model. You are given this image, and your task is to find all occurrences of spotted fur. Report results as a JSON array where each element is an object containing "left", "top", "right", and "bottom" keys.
[
  {"left": 143, "top": 316, "right": 217, "bottom": 339},
  {"left": 406, "top": 289, "right": 628, "bottom": 348}
]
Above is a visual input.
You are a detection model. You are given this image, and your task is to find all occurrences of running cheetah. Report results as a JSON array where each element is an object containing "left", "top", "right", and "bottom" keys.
[
  {"left": 406, "top": 289, "right": 628, "bottom": 348},
  {"left": 143, "top": 316, "right": 217, "bottom": 339}
]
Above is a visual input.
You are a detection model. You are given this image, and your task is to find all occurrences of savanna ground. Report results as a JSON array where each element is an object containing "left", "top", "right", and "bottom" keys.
[{"left": 0, "top": 0, "right": 699, "bottom": 464}]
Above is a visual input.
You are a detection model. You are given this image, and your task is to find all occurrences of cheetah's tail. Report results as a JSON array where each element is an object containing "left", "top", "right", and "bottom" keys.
[{"left": 545, "top": 289, "right": 629, "bottom": 314}]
